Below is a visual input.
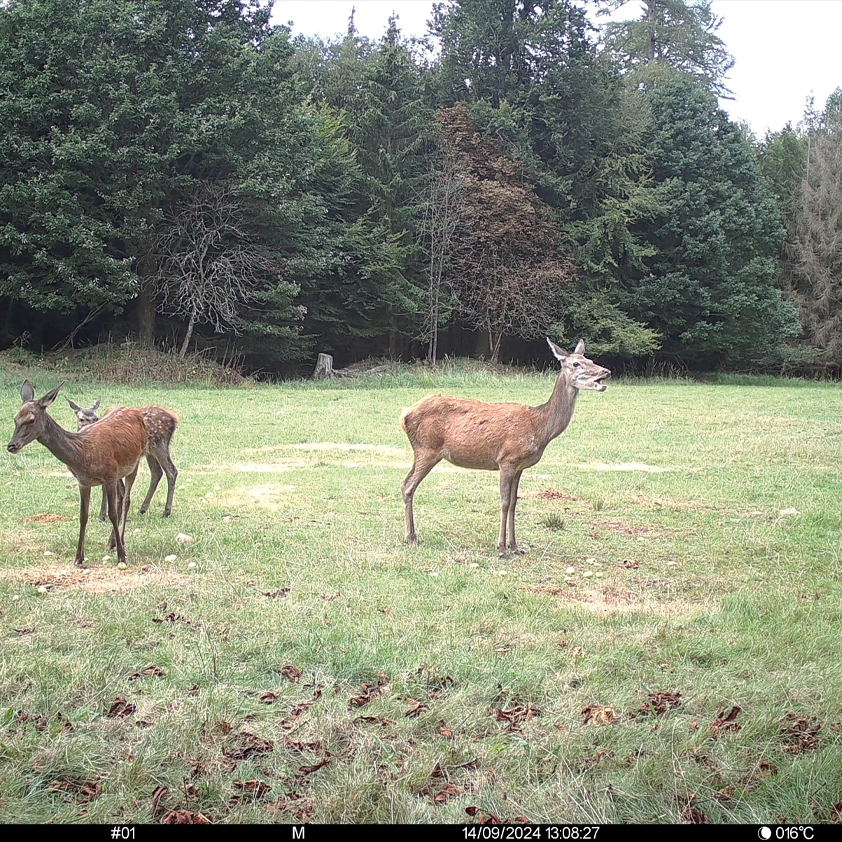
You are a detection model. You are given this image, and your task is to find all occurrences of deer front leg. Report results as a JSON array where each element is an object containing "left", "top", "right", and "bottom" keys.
[
  {"left": 104, "top": 482, "right": 126, "bottom": 563},
  {"left": 506, "top": 470, "right": 525, "bottom": 555},
  {"left": 498, "top": 469, "right": 515, "bottom": 558},
  {"left": 402, "top": 454, "right": 440, "bottom": 546},
  {"left": 75, "top": 485, "right": 91, "bottom": 567},
  {"left": 98, "top": 488, "right": 108, "bottom": 522}
]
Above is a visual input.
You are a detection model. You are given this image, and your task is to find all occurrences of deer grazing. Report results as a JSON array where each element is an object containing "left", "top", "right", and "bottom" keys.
[
  {"left": 401, "top": 339, "right": 610, "bottom": 557},
  {"left": 68, "top": 398, "right": 179, "bottom": 519},
  {"left": 8, "top": 381, "right": 147, "bottom": 566}
]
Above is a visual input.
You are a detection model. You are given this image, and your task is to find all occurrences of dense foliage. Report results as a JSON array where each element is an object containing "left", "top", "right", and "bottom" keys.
[{"left": 0, "top": 0, "right": 836, "bottom": 374}]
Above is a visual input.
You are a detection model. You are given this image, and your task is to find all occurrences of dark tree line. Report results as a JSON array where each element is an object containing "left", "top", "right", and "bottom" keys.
[{"left": 0, "top": 0, "right": 832, "bottom": 373}]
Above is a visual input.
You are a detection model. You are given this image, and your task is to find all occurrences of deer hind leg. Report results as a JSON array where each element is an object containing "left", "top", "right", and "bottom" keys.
[
  {"left": 139, "top": 453, "right": 163, "bottom": 515},
  {"left": 402, "top": 452, "right": 441, "bottom": 546},
  {"left": 506, "top": 470, "right": 525, "bottom": 555},
  {"left": 75, "top": 485, "right": 91, "bottom": 567},
  {"left": 120, "top": 465, "right": 139, "bottom": 546}
]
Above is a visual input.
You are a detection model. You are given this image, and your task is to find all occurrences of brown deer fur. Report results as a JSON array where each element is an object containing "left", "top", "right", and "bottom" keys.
[
  {"left": 401, "top": 339, "right": 610, "bottom": 557},
  {"left": 8, "top": 381, "right": 147, "bottom": 566},
  {"left": 69, "top": 399, "right": 179, "bottom": 519}
]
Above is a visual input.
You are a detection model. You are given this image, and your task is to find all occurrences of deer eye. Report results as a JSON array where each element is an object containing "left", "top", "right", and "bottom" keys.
[{"left": 573, "top": 362, "right": 580, "bottom": 368}]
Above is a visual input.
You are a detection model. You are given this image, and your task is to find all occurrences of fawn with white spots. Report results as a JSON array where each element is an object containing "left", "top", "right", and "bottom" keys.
[{"left": 68, "top": 398, "right": 179, "bottom": 520}]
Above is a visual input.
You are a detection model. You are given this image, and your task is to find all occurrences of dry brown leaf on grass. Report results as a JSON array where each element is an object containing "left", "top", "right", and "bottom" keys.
[
  {"left": 275, "top": 664, "right": 301, "bottom": 684},
  {"left": 465, "top": 806, "right": 531, "bottom": 824},
  {"left": 581, "top": 704, "right": 616, "bottom": 726},
  {"left": 491, "top": 702, "right": 540, "bottom": 730},
  {"left": 234, "top": 780, "right": 272, "bottom": 798},
  {"left": 405, "top": 700, "right": 428, "bottom": 718},
  {"left": 150, "top": 785, "right": 169, "bottom": 818},
  {"left": 709, "top": 705, "right": 742, "bottom": 734},
  {"left": 679, "top": 795, "right": 707, "bottom": 824},
  {"left": 347, "top": 672, "right": 388, "bottom": 710},
  {"left": 298, "top": 756, "right": 331, "bottom": 776},
  {"left": 438, "top": 720, "right": 454, "bottom": 739},
  {"left": 259, "top": 691, "right": 278, "bottom": 704},
  {"left": 639, "top": 690, "right": 682, "bottom": 716},
  {"left": 129, "top": 664, "right": 165, "bottom": 680},
  {"left": 160, "top": 810, "right": 211, "bottom": 824},
  {"left": 223, "top": 731, "right": 274, "bottom": 761},
  {"left": 106, "top": 697, "right": 136, "bottom": 719},
  {"left": 782, "top": 712, "right": 821, "bottom": 753}
]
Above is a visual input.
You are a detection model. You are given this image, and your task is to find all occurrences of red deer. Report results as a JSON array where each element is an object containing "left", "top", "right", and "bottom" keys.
[
  {"left": 8, "top": 381, "right": 147, "bottom": 566},
  {"left": 401, "top": 339, "right": 610, "bottom": 557},
  {"left": 68, "top": 399, "right": 179, "bottom": 519}
]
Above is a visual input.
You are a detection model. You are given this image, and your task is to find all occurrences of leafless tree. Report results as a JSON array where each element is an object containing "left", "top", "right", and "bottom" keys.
[
  {"left": 151, "top": 185, "right": 283, "bottom": 357},
  {"left": 418, "top": 143, "right": 467, "bottom": 365},
  {"left": 791, "top": 121, "right": 842, "bottom": 369}
]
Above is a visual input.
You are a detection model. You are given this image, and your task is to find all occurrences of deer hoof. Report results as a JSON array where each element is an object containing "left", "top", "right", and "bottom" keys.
[
  {"left": 509, "top": 547, "right": 526, "bottom": 556},
  {"left": 406, "top": 536, "right": 419, "bottom": 547},
  {"left": 499, "top": 550, "right": 511, "bottom": 560}
]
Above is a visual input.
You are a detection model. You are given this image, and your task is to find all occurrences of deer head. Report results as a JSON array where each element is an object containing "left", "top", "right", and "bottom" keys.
[
  {"left": 547, "top": 338, "right": 610, "bottom": 392},
  {"left": 68, "top": 396, "right": 101, "bottom": 430},
  {"left": 8, "top": 381, "right": 64, "bottom": 453}
]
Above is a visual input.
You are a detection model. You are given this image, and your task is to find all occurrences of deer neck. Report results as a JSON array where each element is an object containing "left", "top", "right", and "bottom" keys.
[
  {"left": 37, "top": 414, "right": 87, "bottom": 473},
  {"left": 535, "top": 370, "right": 578, "bottom": 442}
]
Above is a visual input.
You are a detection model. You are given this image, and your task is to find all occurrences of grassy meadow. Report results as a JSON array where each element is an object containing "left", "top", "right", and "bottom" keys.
[{"left": 1, "top": 359, "right": 841, "bottom": 824}]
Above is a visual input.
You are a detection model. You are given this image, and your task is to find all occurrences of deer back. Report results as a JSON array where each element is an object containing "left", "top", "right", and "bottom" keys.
[{"left": 75, "top": 408, "right": 147, "bottom": 481}]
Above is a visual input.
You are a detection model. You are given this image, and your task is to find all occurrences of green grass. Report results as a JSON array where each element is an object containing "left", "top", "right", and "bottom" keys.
[{"left": 1, "top": 365, "right": 841, "bottom": 824}]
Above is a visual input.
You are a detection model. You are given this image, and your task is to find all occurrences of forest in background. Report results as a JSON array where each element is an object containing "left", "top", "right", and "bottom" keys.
[{"left": 0, "top": 0, "right": 839, "bottom": 375}]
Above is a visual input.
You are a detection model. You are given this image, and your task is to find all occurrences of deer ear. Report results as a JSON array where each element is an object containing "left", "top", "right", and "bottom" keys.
[
  {"left": 546, "top": 337, "right": 567, "bottom": 362},
  {"left": 20, "top": 380, "right": 35, "bottom": 404},
  {"left": 67, "top": 398, "right": 82, "bottom": 412},
  {"left": 573, "top": 340, "right": 585, "bottom": 355},
  {"left": 38, "top": 383, "right": 63, "bottom": 409},
  {"left": 93, "top": 397, "right": 101, "bottom": 411}
]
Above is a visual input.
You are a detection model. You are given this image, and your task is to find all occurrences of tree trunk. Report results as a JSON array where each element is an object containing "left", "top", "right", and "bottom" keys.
[
  {"left": 179, "top": 310, "right": 197, "bottom": 358},
  {"left": 313, "top": 353, "right": 334, "bottom": 378},
  {"left": 136, "top": 282, "right": 156, "bottom": 347}
]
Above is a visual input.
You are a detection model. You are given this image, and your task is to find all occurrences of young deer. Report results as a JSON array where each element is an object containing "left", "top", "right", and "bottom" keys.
[
  {"left": 401, "top": 339, "right": 610, "bottom": 557},
  {"left": 8, "top": 381, "right": 147, "bottom": 566},
  {"left": 68, "top": 398, "right": 179, "bottom": 519}
]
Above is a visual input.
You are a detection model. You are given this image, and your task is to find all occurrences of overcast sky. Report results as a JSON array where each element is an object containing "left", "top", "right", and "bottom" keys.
[{"left": 272, "top": 0, "right": 842, "bottom": 137}]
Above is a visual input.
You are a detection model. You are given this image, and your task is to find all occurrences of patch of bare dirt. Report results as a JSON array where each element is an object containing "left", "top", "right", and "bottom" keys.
[
  {"left": 517, "top": 584, "right": 700, "bottom": 617},
  {"left": 0, "top": 565, "right": 192, "bottom": 593},
  {"left": 215, "top": 485, "right": 297, "bottom": 511},
  {"left": 22, "top": 513, "right": 70, "bottom": 523},
  {"left": 593, "top": 520, "right": 661, "bottom": 537},
  {"left": 580, "top": 462, "right": 671, "bottom": 473}
]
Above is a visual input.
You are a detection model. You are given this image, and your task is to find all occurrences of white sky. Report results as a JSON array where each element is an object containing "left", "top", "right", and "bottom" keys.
[{"left": 272, "top": 0, "right": 842, "bottom": 136}]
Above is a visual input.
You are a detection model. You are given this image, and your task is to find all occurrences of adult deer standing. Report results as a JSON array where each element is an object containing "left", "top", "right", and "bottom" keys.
[
  {"left": 401, "top": 339, "right": 610, "bottom": 557},
  {"left": 68, "top": 398, "right": 179, "bottom": 519},
  {"left": 7, "top": 381, "right": 147, "bottom": 566}
]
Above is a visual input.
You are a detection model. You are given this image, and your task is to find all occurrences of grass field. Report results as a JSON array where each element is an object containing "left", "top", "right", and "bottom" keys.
[{"left": 1, "top": 362, "right": 841, "bottom": 824}]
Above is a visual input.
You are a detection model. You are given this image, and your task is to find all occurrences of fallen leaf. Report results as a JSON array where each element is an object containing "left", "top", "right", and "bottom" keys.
[
  {"left": 223, "top": 731, "right": 274, "bottom": 761},
  {"left": 234, "top": 780, "right": 272, "bottom": 798},
  {"left": 151, "top": 785, "right": 169, "bottom": 818},
  {"left": 106, "top": 698, "right": 136, "bottom": 719},
  {"left": 160, "top": 810, "right": 210, "bottom": 825},
  {"left": 276, "top": 665, "right": 301, "bottom": 684},
  {"left": 581, "top": 704, "right": 616, "bottom": 726}
]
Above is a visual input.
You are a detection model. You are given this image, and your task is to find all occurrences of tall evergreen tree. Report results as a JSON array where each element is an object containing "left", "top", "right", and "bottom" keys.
[{"left": 625, "top": 75, "right": 798, "bottom": 367}]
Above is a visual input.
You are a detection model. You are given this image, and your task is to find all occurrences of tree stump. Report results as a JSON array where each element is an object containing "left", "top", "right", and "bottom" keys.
[{"left": 313, "top": 353, "right": 334, "bottom": 378}]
